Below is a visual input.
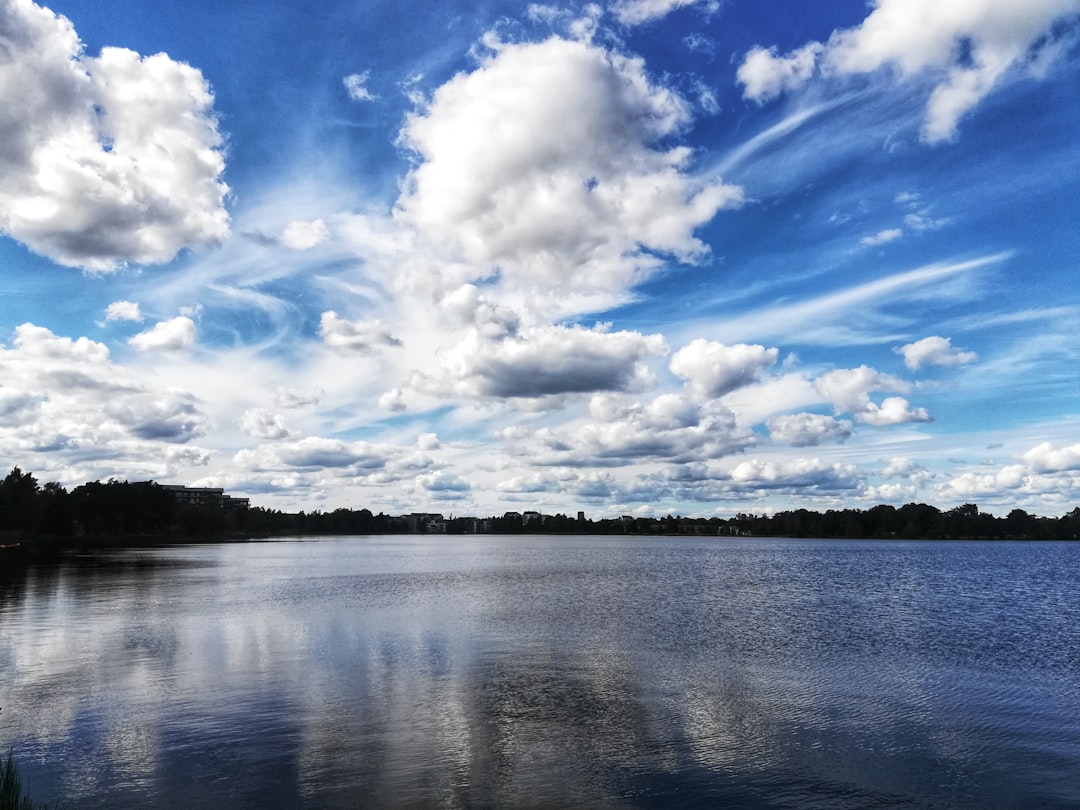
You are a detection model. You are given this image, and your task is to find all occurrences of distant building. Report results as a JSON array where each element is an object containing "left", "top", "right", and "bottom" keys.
[
  {"left": 162, "top": 485, "right": 248, "bottom": 511},
  {"left": 221, "top": 495, "right": 250, "bottom": 511},
  {"left": 406, "top": 513, "right": 445, "bottom": 533}
]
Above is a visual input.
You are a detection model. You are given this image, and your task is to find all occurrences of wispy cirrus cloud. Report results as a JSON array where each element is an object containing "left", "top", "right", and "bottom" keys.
[
  {"left": 687, "top": 253, "right": 1011, "bottom": 347},
  {"left": 737, "top": 0, "right": 1080, "bottom": 142}
]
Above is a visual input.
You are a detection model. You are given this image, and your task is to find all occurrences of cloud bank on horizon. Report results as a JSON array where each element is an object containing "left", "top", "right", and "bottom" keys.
[{"left": 0, "top": 0, "right": 1078, "bottom": 518}]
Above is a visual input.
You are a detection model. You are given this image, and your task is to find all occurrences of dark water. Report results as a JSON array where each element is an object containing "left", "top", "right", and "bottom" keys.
[{"left": 1, "top": 536, "right": 1078, "bottom": 808}]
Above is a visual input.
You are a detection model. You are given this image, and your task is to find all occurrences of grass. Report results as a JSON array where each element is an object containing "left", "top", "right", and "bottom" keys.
[{"left": 0, "top": 751, "right": 58, "bottom": 810}]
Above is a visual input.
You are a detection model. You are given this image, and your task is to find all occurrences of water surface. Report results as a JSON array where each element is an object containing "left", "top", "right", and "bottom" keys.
[{"left": 1, "top": 536, "right": 1078, "bottom": 808}]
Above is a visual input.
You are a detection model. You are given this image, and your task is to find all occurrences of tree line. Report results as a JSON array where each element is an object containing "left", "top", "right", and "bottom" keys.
[{"left": 1, "top": 467, "right": 1078, "bottom": 544}]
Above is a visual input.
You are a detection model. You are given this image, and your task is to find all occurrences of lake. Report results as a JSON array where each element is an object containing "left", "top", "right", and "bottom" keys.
[{"left": 1, "top": 535, "right": 1078, "bottom": 808}]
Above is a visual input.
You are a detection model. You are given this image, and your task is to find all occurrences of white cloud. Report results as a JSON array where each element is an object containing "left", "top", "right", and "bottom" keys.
[
  {"left": 938, "top": 465, "right": 1031, "bottom": 497},
  {"left": 343, "top": 71, "right": 375, "bottom": 101},
  {"left": 0, "top": 323, "right": 212, "bottom": 483},
  {"left": 937, "top": 441, "right": 1080, "bottom": 503},
  {"left": 128, "top": 316, "right": 197, "bottom": 352},
  {"left": 439, "top": 284, "right": 520, "bottom": 339},
  {"left": 235, "top": 436, "right": 397, "bottom": 473},
  {"left": 396, "top": 36, "right": 742, "bottom": 314},
  {"left": 318, "top": 311, "right": 401, "bottom": 353},
  {"left": 238, "top": 408, "right": 292, "bottom": 440},
  {"left": 669, "top": 339, "right": 778, "bottom": 399},
  {"left": 813, "top": 365, "right": 911, "bottom": 414},
  {"left": 767, "top": 412, "right": 853, "bottom": 447},
  {"left": 882, "top": 457, "right": 930, "bottom": 480},
  {"left": 521, "top": 392, "right": 756, "bottom": 466},
  {"left": 275, "top": 386, "right": 325, "bottom": 409},
  {"left": 1021, "top": 441, "right": 1080, "bottom": 473},
  {"left": 897, "top": 335, "right": 977, "bottom": 369},
  {"left": 859, "top": 228, "right": 903, "bottom": 247},
  {"left": 903, "top": 212, "right": 950, "bottom": 232},
  {"left": 416, "top": 432, "right": 440, "bottom": 451},
  {"left": 698, "top": 253, "right": 1009, "bottom": 347},
  {"left": 812, "top": 367, "right": 931, "bottom": 426},
  {"left": 856, "top": 396, "right": 932, "bottom": 426},
  {"left": 497, "top": 470, "right": 571, "bottom": 494},
  {"left": 730, "top": 457, "right": 862, "bottom": 492},
  {"left": 416, "top": 470, "right": 470, "bottom": 496},
  {"left": 411, "top": 324, "right": 667, "bottom": 399},
  {"left": 736, "top": 43, "right": 822, "bottom": 103},
  {"left": 378, "top": 388, "right": 407, "bottom": 412},
  {"left": 280, "top": 219, "right": 328, "bottom": 250},
  {"left": 610, "top": 0, "right": 717, "bottom": 26},
  {"left": 864, "top": 482, "right": 920, "bottom": 503},
  {"left": 104, "top": 301, "right": 143, "bottom": 322},
  {"left": 105, "top": 390, "right": 207, "bottom": 442},
  {"left": 0, "top": 387, "right": 43, "bottom": 425},
  {"left": 12, "top": 322, "right": 110, "bottom": 364},
  {"left": 0, "top": 0, "right": 229, "bottom": 270},
  {"left": 736, "top": 0, "right": 1080, "bottom": 142}
]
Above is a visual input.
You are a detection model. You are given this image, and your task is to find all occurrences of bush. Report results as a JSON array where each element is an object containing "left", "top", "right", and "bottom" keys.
[{"left": 0, "top": 750, "right": 57, "bottom": 810}]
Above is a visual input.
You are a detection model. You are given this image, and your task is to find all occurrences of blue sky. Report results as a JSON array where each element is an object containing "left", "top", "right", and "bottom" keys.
[{"left": 1, "top": 0, "right": 1078, "bottom": 517}]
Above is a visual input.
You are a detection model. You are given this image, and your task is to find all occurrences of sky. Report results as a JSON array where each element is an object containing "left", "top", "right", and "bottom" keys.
[{"left": 0, "top": 0, "right": 1078, "bottom": 518}]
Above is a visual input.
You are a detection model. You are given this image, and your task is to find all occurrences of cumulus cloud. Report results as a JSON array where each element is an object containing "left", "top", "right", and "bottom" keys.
[
  {"left": 343, "top": 71, "right": 375, "bottom": 101},
  {"left": 238, "top": 408, "right": 292, "bottom": 440},
  {"left": 104, "top": 300, "right": 143, "bottom": 322},
  {"left": 0, "top": 387, "right": 42, "bottom": 425},
  {"left": 439, "top": 284, "right": 520, "bottom": 339},
  {"left": 767, "top": 412, "right": 853, "bottom": 447},
  {"left": 897, "top": 336, "right": 977, "bottom": 369},
  {"left": 378, "top": 388, "right": 407, "bottom": 412},
  {"left": 318, "top": 311, "right": 401, "bottom": 353},
  {"left": 1021, "top": 441, "right": 1080, "bottom": 473},
  {"left": 280, "top": 219, "right": 328, "bottom": 250},
  {"left": 813, "top": 365, "right": 911, "bottom": 414},
  {"left": 856, "top": 396, "right": 932, "bottom": 426},
  {"left": 416, "top": 470, "right": 470, "bottom": 498},
  {"left": 863, "top": 482, "right": 920, "bottom": 503},
  {"left": 669, "top": 339, "right": 778, "bottom": 399},
  {"left": 0, "top": 324, "right": 211, "bottom": 482},
  {"left": 736, "top": 0, "right": 1080, "bottom": 142},
  {"left": 497, "top": 470, "right": 571, "bottom": 494},
  {"left": 730, "top": 457, "right": 862, "bottom": 492},
  {"left": 12, "top": 322, "right": 110, "bottom": 363},
  {"left": 416, "top": 432, "right": 440, "bottom": 451},
  {"left": 938, "top": 465, "right": 1031, "bottom": 498},
  {"left": 522, "top": 392, "right": 756, "bottom": 466},
  {"left": 105, "top": 390, "right": 207, "bottom": 442},
  {"left": 610, "top": 0, "right": 717, "bottom": 26},
  {"left": 938, "top": 441, "right": 1080, "bottom": 502},
  {"left": 736, "top": 43, "right": 822, "bottom": 103},
  {"left": 882, "top": 457, "right": 927, "bottom": 478},
  {"left": 812, "top": 366, "right": 932, "bottom": 426},
  {"left": 396, "top": 36, "right": 742, "bottom": 312},
  {"left": 412, "top": 324, "right": 667, "bottom": 399},
  {"left": 0, "top": 0, "right": 229, "bottom": 270},
  {"left": 128, "top": 316, "right": 196, "bottom": 352}
]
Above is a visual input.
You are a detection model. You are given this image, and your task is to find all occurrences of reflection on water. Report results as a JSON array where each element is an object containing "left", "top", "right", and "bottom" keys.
[{"left": 1, "top": 537, "right": 1079, "bottom": 808}]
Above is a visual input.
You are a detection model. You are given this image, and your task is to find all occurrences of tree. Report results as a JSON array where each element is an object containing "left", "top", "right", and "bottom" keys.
[{"left": 0, "top": 468, "right": 40, "bottom": 535}]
